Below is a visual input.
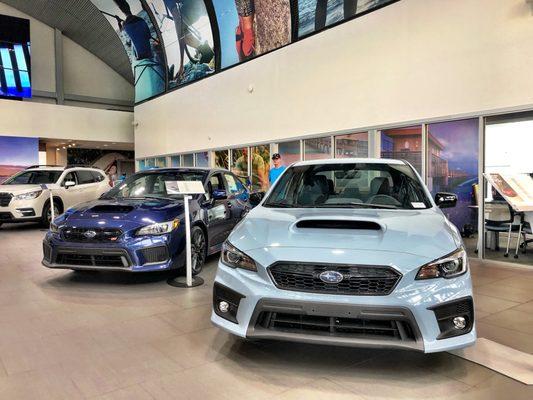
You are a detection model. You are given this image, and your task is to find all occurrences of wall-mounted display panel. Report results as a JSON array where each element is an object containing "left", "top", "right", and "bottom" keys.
[
  {"left": 182, "top": 153, "right": 194, "bottom": 166},
  {"left": 92, "top": 0, "right": 166, "bottom": 103},
  {"left": 0, "top": 136, "right": 38, "bottom": 182},
  {"left": 0, "top": 14, "right": 31, "bottom": 98},
  {"left": 195, "top": 151, "right": 209, "bottom": 167},
  {"left": 251, "top": 145, "right": 269, "bottom": 191},
  {"left": 146, "top": 0, "right": 215, "bottom": 89},
  {"left": 212, "top": 0, "right": 291, "bottom": 69},
  {"left": 297, "top": 0, "right": 394, "bottom": 38},
  {"left": 304, "top": 137, "right": 331, "bottom": 160},
  {"left": 215, "top": 150, "right": 229, "bottom": 169},
  {"left": 277, "top": 140, "right": 301, "bottom": 165}
]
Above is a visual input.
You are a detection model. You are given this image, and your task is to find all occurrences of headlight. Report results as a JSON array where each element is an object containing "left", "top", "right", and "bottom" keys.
[
  {"left": 14, "top": 190, "right": 42, "bottom": 201},
  {"left": 416, "top": 248, "right": 468, "bottom": 280},
  {"left": 136, "top": 219, "right": 180, "bottom": 236},
  {"left": 50, "top": 222, "right": 60, "bottom": 233},
  {"left": 221, "top": 241, "right": 257, "bottom": 272}
]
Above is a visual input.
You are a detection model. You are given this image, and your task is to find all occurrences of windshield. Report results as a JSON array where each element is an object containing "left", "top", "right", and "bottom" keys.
[
  {"left": 103, "top": 170, "right": 207, "bottom": 200},
  {"left": 264, "top": 163, "right": 431, "bottom": 209},
  {"left": 2, "top": 170, "right": 62, "bottom": 185}
]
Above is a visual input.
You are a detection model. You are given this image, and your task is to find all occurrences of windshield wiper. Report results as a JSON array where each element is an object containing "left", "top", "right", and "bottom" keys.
[{"left": 315, "top": 202, "right": 398, "bottom": 209}]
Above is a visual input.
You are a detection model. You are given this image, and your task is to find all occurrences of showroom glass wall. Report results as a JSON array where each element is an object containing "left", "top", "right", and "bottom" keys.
[{"left": 136, "top": 111, "right": 533, "bottom": 267}]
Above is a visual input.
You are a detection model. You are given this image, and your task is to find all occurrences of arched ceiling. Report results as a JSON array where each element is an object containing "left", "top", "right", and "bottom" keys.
[{"left": 2, "top": 0, "right": 133, "bottom": 83}]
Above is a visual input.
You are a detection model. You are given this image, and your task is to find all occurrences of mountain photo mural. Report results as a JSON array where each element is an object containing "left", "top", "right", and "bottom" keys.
[{"left": 0, "top": 136, "right": 38, "bottom": 182}]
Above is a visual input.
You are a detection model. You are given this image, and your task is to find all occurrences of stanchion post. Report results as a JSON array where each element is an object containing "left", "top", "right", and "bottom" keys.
[{"left": 184, "top": 194, "right": 192, "bottom": 287}]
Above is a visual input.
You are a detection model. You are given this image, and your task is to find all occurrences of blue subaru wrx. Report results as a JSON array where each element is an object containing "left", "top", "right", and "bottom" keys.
[{"left": 42, "top": 168, "right": 254, "bottom": 273}]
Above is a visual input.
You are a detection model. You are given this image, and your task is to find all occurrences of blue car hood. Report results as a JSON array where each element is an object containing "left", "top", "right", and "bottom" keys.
[
  {"left": 229, "top": 206, "right": 462, "bottom": 261},
  {"left": 61, "top": 198, "right": 184, "bottom": 228}
]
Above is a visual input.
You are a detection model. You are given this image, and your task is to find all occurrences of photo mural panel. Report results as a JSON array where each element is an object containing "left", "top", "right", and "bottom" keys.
[
  {"left": 145, "top": 0, "right": 215, "bottom": 89},
  {"left": 0, "top": 136, "right": 38, "bottom": 182},
  {"left": 0, "top": 14, "right": 31, "bottom": 98},
  {"left": 92, "top": 0, "right": 166, "bottom": 102},
  {"left": 297, "top": 0, "right": 394, "bottom": 38},
  {"left": 212, "top": 0, "right": 291, "bottom": 69}
]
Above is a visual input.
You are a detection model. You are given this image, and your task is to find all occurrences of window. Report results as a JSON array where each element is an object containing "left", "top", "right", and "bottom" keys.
[
  {"left": 215, "top": 150, "right": 229, "bottom": 169},
  {"left": 251, "top": 145, "right": 270, "bottom": 191},
  {"left": 264, "top": 162, "right": 430, "bottom": 209},
  {"left": 76, "top": 170, "right": 95, "bottom": 185},
  {"left": 381, "top": 126, "right": 423, "bottom": 174},
  {"left": 278, "top": 141, "right": 301, "bottom": 165},
  {"left": 182, "top": 154, "right": 194, "bottom": 167},
  {"left": 231, "top": 148, "right": 249, "bottom": 182},
  {"left": 208, "top": 173, "right": 225, "bottom": 196},
  {"left": 90, "top": 171, "right": 105, "bottom": 182},
  {"left": 3, "top": 170, "right": 62, "bottom": 185},
  {"left": 62, "top": 172, "right": 77, "bottom": 186},
  {"left": 304, "top": 137, "right": 331, "bottom": 160},
  {"left": 335, "top": 133, "right": 368, "bottom": 158},
  {"left": 224, "top": 173, "right": 245, "bottom": 195},
  {"left": 155, "top": 157, "right": 167, "bottom": 168},
  {"left": 195, "top": 152, "right": 209, "bottom": 167},
  {"left": 170, "top": 156, "right": 180, "bottom": 167}
]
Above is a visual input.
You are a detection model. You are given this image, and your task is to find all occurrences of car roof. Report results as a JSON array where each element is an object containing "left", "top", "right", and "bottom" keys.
[
  {"left": 24, "top": 166, "right": 102, "bottom": 172},
  {"left": 292, "top": 158, "right": 406, "bottom": 167}
]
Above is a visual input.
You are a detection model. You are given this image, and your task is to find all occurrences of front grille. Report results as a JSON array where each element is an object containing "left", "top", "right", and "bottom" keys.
[
  {"left": 56, "top": 251, "right": 129, "bottom": 268},
  {"left": 61, "top": 227, "right": 123, "bottom": 243},
  {"left": 0, "top": 193, "right": 12, "bottom": 207},
  {"left": 256, "top": 311, "right": 416, "bottom": 342},
  {"left": 0, "top": 212, "right": 13, "bottom": 220},
  {"left": 269, "top": 262, "right": 401, "bottom": 296},
  {"left": 139, "top": 246, "right": 169, "bottom": 264}
]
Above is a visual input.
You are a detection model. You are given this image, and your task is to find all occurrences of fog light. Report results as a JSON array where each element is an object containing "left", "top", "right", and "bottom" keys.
[
  {"left": 218, "top": 301, "right": 230, "bottom": 313},
  {"left": 453, "top": 316, "right": 467, "bottom": 330}
]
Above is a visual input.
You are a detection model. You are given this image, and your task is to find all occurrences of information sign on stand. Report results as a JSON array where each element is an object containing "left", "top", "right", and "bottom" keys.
[{"left": 165, "top": 181, "right": 206, "bottom": 288}]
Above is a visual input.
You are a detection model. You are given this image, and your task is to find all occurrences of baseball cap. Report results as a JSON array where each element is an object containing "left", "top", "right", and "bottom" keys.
[{"left": 272, "top": 153, "right": 281, "bottom": 160}]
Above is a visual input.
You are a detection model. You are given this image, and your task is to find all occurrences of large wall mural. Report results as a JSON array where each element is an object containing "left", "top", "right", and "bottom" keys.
[
  {"left": 0, "top": 136, "right": 38, "bottom": 183},
  {"left": 91, "top": 0, "right": 398, "bottom": 103}
]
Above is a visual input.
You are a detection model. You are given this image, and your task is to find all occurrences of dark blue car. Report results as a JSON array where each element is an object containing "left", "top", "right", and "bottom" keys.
[{"left": 42, "top": 168, "right": 255, "bottom": 273}]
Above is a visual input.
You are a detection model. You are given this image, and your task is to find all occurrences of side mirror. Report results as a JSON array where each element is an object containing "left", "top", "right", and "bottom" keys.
[
  {"left": 64, "top": 181, "right": 76, "bottom": 189},
  {"left": 249, "top": 191, "right": 265, "bottom": 207},
  {"left": 435, "top": 192, "right": 457, "bottom": 208},
  {"left": 212, "top": 189, "right": 227, "bottom": 200}
]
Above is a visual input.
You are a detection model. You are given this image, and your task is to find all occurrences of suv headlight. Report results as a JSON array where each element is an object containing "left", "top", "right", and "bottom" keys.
[
  {"left": 416, "top": 248, "right": 468, "bottom": 280},
  {"left": 221, "top": 241, "right": 257, "bottom": 272},
  {"left": 136, "top": 219, "right": 180, "bottom": 236},
  {"left": 14, "top": 190, "right": 42, "bottom": 201}
]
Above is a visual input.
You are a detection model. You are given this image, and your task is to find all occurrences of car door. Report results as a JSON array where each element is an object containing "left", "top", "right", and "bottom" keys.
[
  {"left": 59, "top": 171, "right": 82, "bottom": 209},
  {"left": 223, "top": 172, "right": 250, "bottom": 228},
  {"left": 74, "top": 170, "right": 98, "bottom": 204},
  {"left": 203, "top": 173, "right": 232, "bottom": 250}
]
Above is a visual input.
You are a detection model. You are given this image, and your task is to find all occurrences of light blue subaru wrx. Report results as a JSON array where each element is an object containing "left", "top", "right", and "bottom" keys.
[{"left": 211, "top": 158, "right": 476, "bottom": 353}]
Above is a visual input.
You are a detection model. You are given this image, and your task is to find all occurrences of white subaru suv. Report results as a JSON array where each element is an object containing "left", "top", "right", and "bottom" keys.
[{"left": 0, "top": 165, "right": 110, "bottom": 228}]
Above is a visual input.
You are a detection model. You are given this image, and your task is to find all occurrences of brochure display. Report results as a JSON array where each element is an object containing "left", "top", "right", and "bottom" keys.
[{"left": 165, "top": 181, "right": 206, "bottom": 288}]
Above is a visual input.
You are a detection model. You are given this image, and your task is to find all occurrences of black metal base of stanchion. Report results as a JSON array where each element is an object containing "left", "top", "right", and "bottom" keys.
[{"left": 167, "top": 276, "right": 204, "bottom": 288}]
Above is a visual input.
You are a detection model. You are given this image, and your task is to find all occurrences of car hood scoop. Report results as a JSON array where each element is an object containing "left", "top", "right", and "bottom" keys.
[
  {"left": 295, "top": 219, "right": 382, "bottom": 231},
  {"left": 230, "top": 207, "right": 461, "bottom": 260},
  {"left": 89, "top": 204, "right": 135, "bottom": 214}
]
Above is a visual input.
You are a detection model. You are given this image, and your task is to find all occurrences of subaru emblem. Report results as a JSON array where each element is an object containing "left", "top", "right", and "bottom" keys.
[
  {"left": 319, "top": 270, "right": 344, "bottom": 284},
  {"left": 84, "top": 230, "right": 97, "bottom": 239}
]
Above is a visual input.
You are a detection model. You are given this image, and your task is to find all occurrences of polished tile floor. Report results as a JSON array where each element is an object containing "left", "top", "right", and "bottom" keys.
[{"left": 0, "top": 224, "right": 532, "bottom": 399}]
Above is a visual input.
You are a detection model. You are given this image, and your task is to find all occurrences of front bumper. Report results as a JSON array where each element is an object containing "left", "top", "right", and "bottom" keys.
[
  {"left": 42, "top": 231, "right": 185, "bottom": 272},
  {"left": 0, "top": 196, "right": 44, "bottom": 223},
  {"left": 211, "top": 262, "right": 476, "bottom": 353}
]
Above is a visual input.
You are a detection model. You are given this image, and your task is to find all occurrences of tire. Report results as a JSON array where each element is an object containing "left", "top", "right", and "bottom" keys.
[
  {"left": 41, "top": 200, "right": 61, "bottom": 227},
  {"left": 190, "top": 226, "right": 207, "bottom": 275}
]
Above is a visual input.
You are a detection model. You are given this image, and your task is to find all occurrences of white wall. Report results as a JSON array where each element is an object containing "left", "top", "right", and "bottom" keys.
[
  {"left": 134, "top": 0, "right": 533, "bottom": 158},
  {"left": 0, "top": 99, "right": 133, "bottom": 143}
]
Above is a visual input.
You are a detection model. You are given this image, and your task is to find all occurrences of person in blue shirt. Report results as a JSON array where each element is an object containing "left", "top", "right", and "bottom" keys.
[{"left": 269, "top": 153, "right": 286, "bottom": 186}]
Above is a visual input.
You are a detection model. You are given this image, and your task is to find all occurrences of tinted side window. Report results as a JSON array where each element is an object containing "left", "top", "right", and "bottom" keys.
[
  {"left": 209, "top": 174, "right": 225, "bottom": 192},
  {"left": 76, "top": 170, "right": 95, "bottom": 184},
  {"left": 62, "top": 172, "right": 77, "bottom": 185},
  {"left": 224, "top": 173, "right": 245, "bottom": 195},
  {"left": 90, "top": 171, "right": 105, "bottom": 182}
]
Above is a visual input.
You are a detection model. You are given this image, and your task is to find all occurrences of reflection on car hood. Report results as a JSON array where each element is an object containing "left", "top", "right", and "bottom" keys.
[
  {"left": 61, "top": 198, "right": 184, "bottom": 226},
  {"left": 229, "top": 206, "right": 461, "bottom": 260}
]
